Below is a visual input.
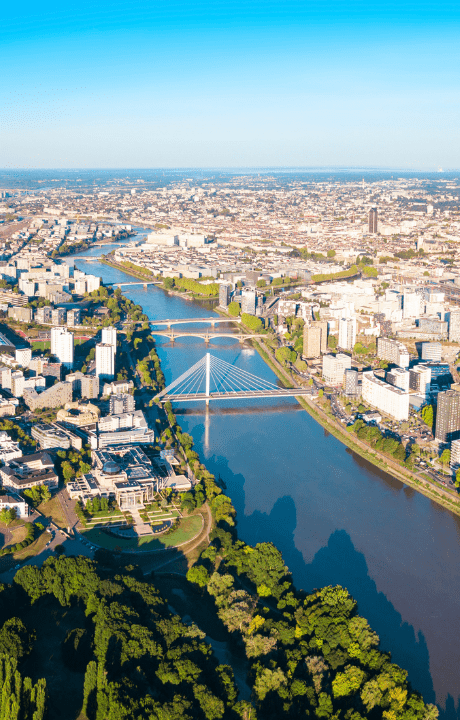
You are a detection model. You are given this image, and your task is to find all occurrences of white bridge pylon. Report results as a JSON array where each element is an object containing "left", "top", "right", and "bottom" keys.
[{"left": 155, "top": 352, "right": 309, "bottom": 404}]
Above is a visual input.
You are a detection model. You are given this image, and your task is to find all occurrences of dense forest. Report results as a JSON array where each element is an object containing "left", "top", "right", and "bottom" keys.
[{"left": 0, "top": 539, "right": 438, "bottom": 719}]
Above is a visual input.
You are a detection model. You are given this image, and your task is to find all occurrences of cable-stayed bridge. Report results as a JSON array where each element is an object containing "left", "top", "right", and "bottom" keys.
[{"left": 154, "top": 353, "right": 312, "bottom": 404}]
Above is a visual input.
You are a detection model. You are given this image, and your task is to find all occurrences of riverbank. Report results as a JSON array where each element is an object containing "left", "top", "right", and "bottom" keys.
[{"left": 213, "top": 306, "right": 460, "bottom": 518}]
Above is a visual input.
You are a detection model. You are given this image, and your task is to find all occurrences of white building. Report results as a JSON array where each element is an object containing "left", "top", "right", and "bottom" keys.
[
  {"left": 11, "top": 371, "right": 24, "bottom": 398},
  {"left": 101, "top": 326, "right": 117, "bottom": 357},
  {"left": 95, "top": 343, "right": 115, "bottom": 380},
  {"left": 403, "top": 292, "right": 422, "bottom": 319},
  {"left": 15, "top": 348, "right": 31, "bottom": 367},
  {"left": 376, "top": 337, "right": 410, "bottom": 368},
  {"left": 409, "top": 365, "right": 431, "bottom": 398},
  {"left": 362, "top": 371, "right": 409, "bottom": 421},
  {"left": 386, "top": 367, "right": 410, "bottom": 392},
  {"left": 322, "top": 353, "right": 352, "bottom": 385},
  {"left": 338, "top": 317, "right": 356, "bottom": 351},
  {"left": 0, "top": 432, "right": 21, "bottom": 464},
  {"left": 50, "top": 326, "right": 74, "bottom": 369},
  {"left": 421, "top": 342, "right": 442, "bottom": 362}
]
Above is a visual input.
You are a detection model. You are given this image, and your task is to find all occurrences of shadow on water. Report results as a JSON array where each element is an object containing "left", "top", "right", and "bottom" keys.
[{"left": 202, "top": 451, "right": 460, "bottom": 718}]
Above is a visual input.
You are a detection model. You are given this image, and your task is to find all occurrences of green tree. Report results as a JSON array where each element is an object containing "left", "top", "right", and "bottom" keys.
[
  {"left": 228, "top": 302, "right": 240, "bottom": 317},
  {"left": 421, "top": 404, "right": 434, "bottom": 429},
  {"left": 440, "top": 448, "right": 451, "bottom": 471}
]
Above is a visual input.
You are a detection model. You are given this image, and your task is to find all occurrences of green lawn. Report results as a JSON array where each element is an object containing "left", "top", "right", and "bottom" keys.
[{"left": 82, "top": 515, "right": 202, "bottom": 552}]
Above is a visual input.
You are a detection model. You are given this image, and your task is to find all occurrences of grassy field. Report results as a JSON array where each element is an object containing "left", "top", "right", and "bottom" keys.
[
  {"left": 14, "top": 530, "right": 51, "bottom": 560},
  {"left": 38, "top": 497, "right": 67, "bottom": 528},
  {"left": 83, "top": 515, "right": 202, "bottom": 552}
]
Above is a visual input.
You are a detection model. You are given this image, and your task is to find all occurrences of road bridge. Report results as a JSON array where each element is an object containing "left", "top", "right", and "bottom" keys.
[
  {"left": 151, "top": 329, "right": 264, "bottom": 343},
  {"left": 151, "top": 316, "right": 241, "bottom": 328}
]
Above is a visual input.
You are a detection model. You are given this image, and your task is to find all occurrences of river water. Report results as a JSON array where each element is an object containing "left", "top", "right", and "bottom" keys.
[{"left": 72, "top": 238, "right": 460, "bottom": 716}]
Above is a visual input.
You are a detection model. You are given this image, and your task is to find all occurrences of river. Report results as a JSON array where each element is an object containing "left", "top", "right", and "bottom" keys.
[{"left": 71, "top": 237, "right": 460, "bottom": 717}]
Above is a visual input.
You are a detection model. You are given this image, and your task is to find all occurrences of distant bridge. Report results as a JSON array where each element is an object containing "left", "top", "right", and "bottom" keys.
[
  {"left": 108, "top": 281, "right": 162, "bottom": 288},
  {"left": 151, "top": 329, "right": 264, "bottom": 343},
  {"left": 155, "top": 353, "right": 310, "bottom": 404},
  {"left": 151, "top": 316, "right": 241, "bottom": 328}
]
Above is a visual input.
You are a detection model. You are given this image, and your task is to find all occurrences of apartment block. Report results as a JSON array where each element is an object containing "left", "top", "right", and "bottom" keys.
[{"left": 362, "top": 372, "right": 409, "bottom": 421}]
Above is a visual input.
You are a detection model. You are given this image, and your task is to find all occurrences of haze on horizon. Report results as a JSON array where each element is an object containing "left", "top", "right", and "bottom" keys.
[{"left": 2, "top": 0, "right": 459, "bottom": 171}]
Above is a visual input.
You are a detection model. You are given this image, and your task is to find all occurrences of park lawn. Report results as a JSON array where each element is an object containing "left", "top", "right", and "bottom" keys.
[
  {"left": 83, "top": 515, "right": 202, "bottom": 552},
  {"left": 38, "top": 497, "right": 66, "bottom": 528},
  {"left": 10, "top": 525, "right": 28, "bottom": 546}
]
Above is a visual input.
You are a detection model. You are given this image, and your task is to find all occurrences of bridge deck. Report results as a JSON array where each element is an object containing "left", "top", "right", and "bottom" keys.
[
  {"left": 160, "top": 388, "right": 311, "bottom": 402},
  {"left": 150, "top": 317, "right": 240, "bottom": 325}
]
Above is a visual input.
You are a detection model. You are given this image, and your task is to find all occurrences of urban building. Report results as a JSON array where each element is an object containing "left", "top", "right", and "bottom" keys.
[
  {"left": 31, "top": 423, "right": 72, "bottom": 450},
  {"left": 376, "top": 337, "right": 410, "bottom": 368},
  {"left": 421, "top": 342, "right": 442, "bottom": 362},
  {"left": 338, "top": 317, "right": 356, "bottom": 351},
  {"left": 219, "top": 283, "right": 232, "bottom": 308},
  {"left": 450, "top": 439, "right": 460, "bottom": 471},
  {"left": 344, "top": 368, "right": 360, "bottom": 397},
  {"left": 322, "top": 353, "right": 352, "bottom": 385},
  {"left": 0, "top": 432, "right": 22, "bottom": 464},
  {"left": 303, "top": 325, "right": 321, "bottom": 358},
  {"left": 0, "top": 452, "right": 58, "bottom": 492},
  {"left": 23, "top": 381, "right": 72, "bottom": 411},
  {"left": 101, "top": 326, "right": 117, "bottom": 354},
  {"left": 56, "top": 401, "right": 100, "bottom": 427},
  {"left": 51, "top": 308, "right": 66, "bottom": 325},
  {"left": 50, "top": 326, "right": 74, "bottom": 368},
  {"left": 402, "top": 292, "right": 422, "bottom": 319},
  {"left": 102, "top": 379, "right": 134, "bottom": 395},
  {"left": 8, "top": 306, "right": 32, "bottom": 323},
  {"left": 110, "top": 393, "right": 135, "bottom": 415},
  {"left": 368, "top": 208, "right": 378, "bottom": 233},
  {"left": 449, "top": 310, "right": 460, "bottom": 342},
  {"left": 362, "top": 372, "right": 409, "bottom": 421},
  {"left": 419, "top": 362, "right": 451, "bottom": 385},
  {"left": 81, "top": 375, "right": 100, "bottom": 399},
  {"left": 34, "top": 306, "right": 52, "bottom": 324},
  {"left": 409, "top": 365, "right": 431, "bottom": 397},
  {"left": 240, "top": 289, "right": 256, "bottom": 315},
  {"left": 11, "top": 371, "right": 24, "bottom": 398},
  {"left": 386, "top": 367, "right": 410, "bottom": 392},
  {"left": 0, "top": 493, "right": 28, "bottom": 518},
  {"left": 15, "top": 348, "right": 31, "bottom": 367},
  {"left": 96, "top": 343, "right": 115, "bottom": 380},
  {"left": 67, "top": 308, "right": 81, "bottom": 326},
  {"left": 435, "top": 390, "right": 460, "bottom": 443},
  {"left": 418, "top": 318, "right": 448, "bottom": 338}
]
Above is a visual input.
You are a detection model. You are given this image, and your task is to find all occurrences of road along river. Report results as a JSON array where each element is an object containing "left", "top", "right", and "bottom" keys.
[{"left": 73, "top": 240, "right": 460, "bottom": 717}]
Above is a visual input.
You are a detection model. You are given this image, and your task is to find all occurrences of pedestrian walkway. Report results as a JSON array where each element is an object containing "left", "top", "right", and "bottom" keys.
[{"left": 130, "top": 508, "right": 154, "bottom": 537}]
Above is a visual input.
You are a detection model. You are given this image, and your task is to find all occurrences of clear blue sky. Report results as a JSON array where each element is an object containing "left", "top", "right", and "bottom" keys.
[{"left": 1, "top": 0, "right": 459, "bottom": 169}]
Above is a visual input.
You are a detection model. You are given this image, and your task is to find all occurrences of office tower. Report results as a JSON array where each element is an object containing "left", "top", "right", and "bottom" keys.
[
  {"left": 386, "top": 367, "right": 410, "bottom": 392},
  {"left": 344, "top": 368, "right": 359, "bottom": 397},
  {"left": 241, "top": 290, "right": 256, "bottom": 315},
  {"left": 338, "top": 317, "right": 356, "bottom": 351},
  {"left": 376, "top": 337, "right": 410, "bottom": 368},
  {"left": 421, "top": 342, "right": 442, "bottom": 362},
  {"left": 219, "top": 283, "right": 232, "bottom": 308},
  {"left": 101, "top": 326, "right": 117, "bottom": 354},
  {"left": 303, "top": 326, "right": 321, "bottom": 358},
  {"left": 314, "top": 320, "right": 328, "bottom": 354},
  {"left": 322, "top": 353, "right": 352, "bottom": 385},
  {"left": 449, "top": 310, "right": 460, "bottom": 342},
  {"left": 368, "top": 207, "right": 378, "bottom": 233},
  {"left": 15, "top": 348, "right": 31, "bottom": 367},
  {"left": 409, "top": 365, "right": 431, "bottom": 397},
  {"left": 96, "top": 343, "right": 115, "bottom": 380},
  {"left": 50, "top": 326, "right": 74, "bottom": 369},
  {"left": 435, "top": 390, "right": 460, "bottom": 443},
  {"left": 362, "top": 372, "right": 409, "bottom": 421},
  {"left": 110, "top": 393, "right": 135, "bottom": 415},
  {"left": 402, "top": 292, "right": 422, "bottom": 319}
]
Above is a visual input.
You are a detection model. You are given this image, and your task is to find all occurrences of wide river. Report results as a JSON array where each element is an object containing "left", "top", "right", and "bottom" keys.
[{"left": 73, "top": 238, "right": 460, "bottom": 717}]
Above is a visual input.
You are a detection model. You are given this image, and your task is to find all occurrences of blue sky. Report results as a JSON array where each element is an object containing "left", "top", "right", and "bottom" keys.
[{"left": 1, "top": 0, "right": 459, "bottom": 169}]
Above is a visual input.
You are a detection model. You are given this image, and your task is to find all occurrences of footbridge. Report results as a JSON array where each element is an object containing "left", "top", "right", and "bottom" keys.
[
  {"left": 155, "top": 353, "right": 311, "bottom": 404},
  {"left": 108, "top": 281, "right": 162, "bottom": 288}
]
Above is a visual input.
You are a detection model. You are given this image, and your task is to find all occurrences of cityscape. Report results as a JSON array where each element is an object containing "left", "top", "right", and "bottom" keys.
[{"left": 2, "top": 0, "right": 460, "bottom": 716}]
